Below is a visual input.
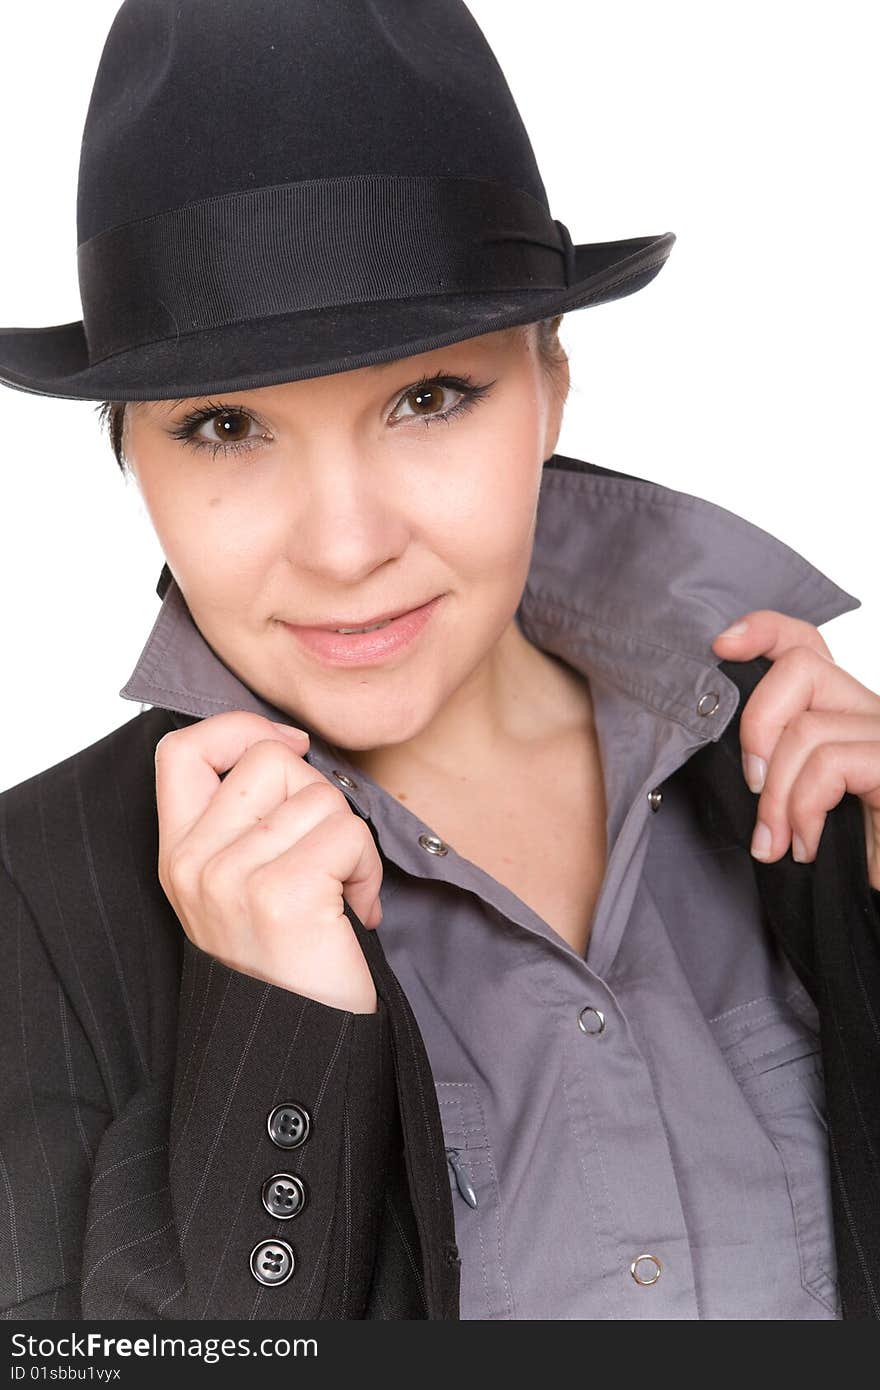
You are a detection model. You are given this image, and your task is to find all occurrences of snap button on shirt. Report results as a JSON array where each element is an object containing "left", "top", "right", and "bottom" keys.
[
  {"left": 261, "top": 1173, "right": 307, "bottom": 1219},
  {"left": 332, "top": 770, "right": 358, "bottom": 790},
  {"left": 577, "top": 1005, "right": 606, "bottom": 1035},
  {"left": 418, "top": 832, "right": 449, "bottom": 856},
  {"left": 631, "top": 1254, "right": 663, "bottom": 1286},
  {"left": 697, "top": 691, "right": 720, "bottom": 717},
  {"left": 267, "top": 1102, "right": 310, "bottom": 1149},
  {"left": 250, "top": 1239, "right": 295, "bottom": 1286}
]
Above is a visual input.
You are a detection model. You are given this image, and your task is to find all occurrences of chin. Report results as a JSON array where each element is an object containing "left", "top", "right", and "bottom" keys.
[{"left": 313, "top": 695, "right": 433, "bottom": 753}]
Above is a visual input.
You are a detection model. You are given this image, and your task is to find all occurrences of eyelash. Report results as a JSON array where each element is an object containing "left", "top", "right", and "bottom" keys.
[{"left": 166, "top": 372, "right": 495, "bottom": 459}]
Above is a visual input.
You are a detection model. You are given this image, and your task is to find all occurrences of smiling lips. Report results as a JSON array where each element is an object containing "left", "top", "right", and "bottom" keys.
[
  {"left": 293, "top": 600, "right": 432, "bottom": 632},
  {"left": 280, "top": 595, "right": 444, "bottom": 667}
]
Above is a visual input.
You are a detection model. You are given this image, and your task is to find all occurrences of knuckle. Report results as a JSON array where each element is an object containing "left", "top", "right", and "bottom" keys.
[
  {"left": 807, "top": 740, "right": 839, "bottom": 778},
  {"left": 154, "top": 730, "right": 177, "bottom": 762},
  {"left": 200, "top": 852, "right": 234, "bottom": 903},
  {"left": 334, "top": 806, "right": 382, "bottom": 863},
  {"left": 248, "top": 868, "right": 289, "bottom": 925},
  {"left": 246, "top": 736, "right": 296, "bottom": 766},
  {"left": 781, "top": 644, "right": 819, "bottom": 677},
  {"left": 156, "top": 856, "right": 171, "bottom": 897},
  {"left": 301, "top": 779, "right": 350, "bottom": 817},
  {"left": 788, "top": 709, "right": 823, "bottom": 749},
  {"left": 326, "top": 804, "right": 364, "bottom": 838},
  {"left": 166, "top": 844, "right": 199, "bottom": 894},
  {"left": 787, "top": 785, "right": 811, "bottom": 827}
]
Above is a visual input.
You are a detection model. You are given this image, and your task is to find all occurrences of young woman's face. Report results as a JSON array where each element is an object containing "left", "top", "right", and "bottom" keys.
[{"left": 124, "top": 324, "right": 568, "bottom": 750}]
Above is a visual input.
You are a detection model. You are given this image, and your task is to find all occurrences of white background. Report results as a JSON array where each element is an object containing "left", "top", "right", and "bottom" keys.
[{"left": 1, "top": 1, "right": 877, "bottom": 791}]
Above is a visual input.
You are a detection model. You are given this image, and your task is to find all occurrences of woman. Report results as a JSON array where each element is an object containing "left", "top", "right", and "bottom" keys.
[{"left": 2, "top": 0, "right": 880, "bottom": 1322}]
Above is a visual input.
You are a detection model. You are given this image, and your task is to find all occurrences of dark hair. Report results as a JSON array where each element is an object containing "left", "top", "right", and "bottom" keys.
[{"left": 96, "top": 314, "right": 567, "bottom": 475}]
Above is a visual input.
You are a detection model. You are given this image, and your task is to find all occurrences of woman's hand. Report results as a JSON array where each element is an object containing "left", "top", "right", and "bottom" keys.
[
  {"left": 711, "top": 609, "right": 880, "bottom": 891},
  {"left": 154, "top": 711, "right": 383, "bottom": 1013}
]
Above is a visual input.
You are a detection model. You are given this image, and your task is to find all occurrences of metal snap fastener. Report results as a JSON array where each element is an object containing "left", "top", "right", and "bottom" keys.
[
  {"left": 697, "top": 691, "right": 720, "bottom": 717},
  {"left": 647, "top": 788, "right": 663, "bottom": 812},
  {"left": 332, "top": 770, "right": 358, "bottom": 790},
  {"left": 267, "top": 1102, "right": 311, "bottom": 1149},
  {"left": 630, "top": 1253, "right": 662, "bottom": 1285},
  {"left": 418, "top": 832, "right": 448, "bottom": 856},
  {"left": 577, "top": 1005, "right": 606, "bottom": 1035},
  {"left": 261, "top": 1173, "right": 307, "bottom": 1220},
  {"left": 250, "top": 1238, "right": 295, "bottom": 1286}
]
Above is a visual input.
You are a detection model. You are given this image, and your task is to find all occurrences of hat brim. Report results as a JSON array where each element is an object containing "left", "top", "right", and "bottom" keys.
[{"left": 0, "top": 232, "right": 674, "bottom": 402}]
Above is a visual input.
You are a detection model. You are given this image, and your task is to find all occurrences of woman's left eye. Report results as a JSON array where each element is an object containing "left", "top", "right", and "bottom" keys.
[{"left": 389, "top": 373, "right": 494, "bottom": 428}]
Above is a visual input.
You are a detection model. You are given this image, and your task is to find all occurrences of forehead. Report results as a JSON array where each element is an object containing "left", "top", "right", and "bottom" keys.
[{"left": 128, "top": 325, "right": 529, "bottom": 416}]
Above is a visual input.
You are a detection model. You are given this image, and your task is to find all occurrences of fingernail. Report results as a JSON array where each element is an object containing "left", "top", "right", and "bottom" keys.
[
  {"left": 751, "top": 820, "right": 772, "bottom": 859},
  {"left": 718, "top": 620, "right": 749, "bottom": 637},
  {"left": 272, "top": 721, "right": 309, "bottom": 741},
  {"left": 792, "top": 833, "right": 808, "bottom": 863},
  {"left": 743, "top": 753, "right": 767, "bottom": 794}
]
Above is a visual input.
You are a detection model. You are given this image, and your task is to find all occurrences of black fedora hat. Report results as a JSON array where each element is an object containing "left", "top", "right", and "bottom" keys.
[{"left": 0, "top": 0, "right": 676, "bottom": 404}]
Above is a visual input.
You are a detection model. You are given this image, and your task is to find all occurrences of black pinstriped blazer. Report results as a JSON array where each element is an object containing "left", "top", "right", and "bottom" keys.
[
  {"left": 0, "top": 695, "right": 458, "bottom": 1321},
  {"left": 2, "top": 631, "right": 880, "bottom": 1319}
]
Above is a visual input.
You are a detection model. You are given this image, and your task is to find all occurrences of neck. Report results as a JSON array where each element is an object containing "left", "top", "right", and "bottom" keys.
[{"left": 341, "top": 614, "right": 596, "bottom": 787}]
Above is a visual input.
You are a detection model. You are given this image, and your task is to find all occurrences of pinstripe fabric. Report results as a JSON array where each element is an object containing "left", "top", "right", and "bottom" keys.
[{"left": 0, "top": 706, "right": 458, "bottom": 1319}]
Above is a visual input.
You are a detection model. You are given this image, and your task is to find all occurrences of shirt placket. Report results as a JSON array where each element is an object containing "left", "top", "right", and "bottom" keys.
[{"left": 307, "top": 721, "right": 712, "bottom": 1317}]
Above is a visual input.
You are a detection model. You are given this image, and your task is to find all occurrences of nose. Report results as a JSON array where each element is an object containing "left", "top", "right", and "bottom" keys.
[{"left": 287, "top": 456, "right": 409, "bottom": 584}]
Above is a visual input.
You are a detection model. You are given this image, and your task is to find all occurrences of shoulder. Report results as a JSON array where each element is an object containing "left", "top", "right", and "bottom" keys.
[
  {"left": 1, "top": 706, "right": 176, "bottom": 867},
  {"left": 0, "top": 708, "right": 183, "bottom": 1068}
]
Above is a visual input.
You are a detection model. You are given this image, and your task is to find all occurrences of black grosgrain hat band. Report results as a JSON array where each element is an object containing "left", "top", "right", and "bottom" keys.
[{"left": 77, "top": 174, "right": 578, "bottom": 366}]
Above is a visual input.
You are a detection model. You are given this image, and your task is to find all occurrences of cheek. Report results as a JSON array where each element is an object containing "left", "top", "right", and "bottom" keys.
[
  {"left": 146, "top": 485, "right": 275, "bottom": 604},
  {"left": 433, "top": 439, "right": 540, "bottom": 582}
]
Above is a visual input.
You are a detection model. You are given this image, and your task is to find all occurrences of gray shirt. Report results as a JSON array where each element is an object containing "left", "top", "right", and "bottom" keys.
[{"left": 120, "top": 457, "right": 861, "bottom": 1319}]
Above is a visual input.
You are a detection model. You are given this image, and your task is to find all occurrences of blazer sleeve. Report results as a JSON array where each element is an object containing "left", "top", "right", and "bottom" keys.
[{"left": 0, "top": 857, "right": 401, "bottom": 1320}]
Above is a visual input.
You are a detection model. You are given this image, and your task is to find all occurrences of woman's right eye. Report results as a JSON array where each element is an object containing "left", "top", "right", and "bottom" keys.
[{"left": 168, "top": 404, "right": 268, "bottom": 458}]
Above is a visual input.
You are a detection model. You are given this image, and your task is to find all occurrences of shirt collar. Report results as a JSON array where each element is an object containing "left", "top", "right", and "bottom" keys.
[{"left": 120, "top": 452, "right": 860, "bottom": 798}]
